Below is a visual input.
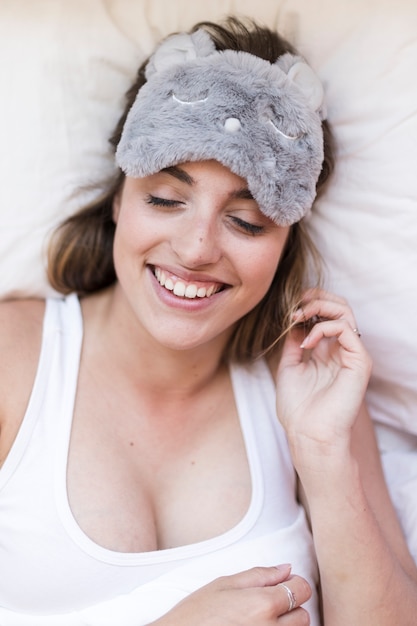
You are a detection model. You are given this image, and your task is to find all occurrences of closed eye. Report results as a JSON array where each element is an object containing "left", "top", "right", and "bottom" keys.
[
  {"left": 230, "top": 216, "right": 265, "bottom": 236},
  {"left": 145, "top": 194, "right": 183, "bottom": 208}
]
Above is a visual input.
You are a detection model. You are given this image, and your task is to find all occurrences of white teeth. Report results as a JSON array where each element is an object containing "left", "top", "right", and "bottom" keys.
[
  {"left": 153, "top": 267, "right": 220, "bottom": 299},
  {"left": 173, "top": 281, "right": 186, "bottom": 297},
  {"left": 185, "top": 284, "right": 198, "bottom": 298}
]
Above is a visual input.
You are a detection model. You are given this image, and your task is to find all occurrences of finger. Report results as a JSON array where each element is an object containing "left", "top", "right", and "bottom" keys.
[
  {"left": 300, "top": 319, "right": 370, "bottom": 369},
  {"left": 273, "top": 576, "right": 312, "bottom": 616},
  {"left": 293, "top": 299, "right": 356, "bottom": 330},
  {"left": 217, "top": 564, "right": 293, "bottom": 590},
  {"left": 275, "top": 606, "right": 311, "bottom": 625},
  {"left": 294, "top": 297, "right": 354, "bottom": 321},
  {"left": 278, "top": 326, "right": 309, "bottom": 369},
  {"left": 279, "top": 583, "right": 297, "bottom": 612}
]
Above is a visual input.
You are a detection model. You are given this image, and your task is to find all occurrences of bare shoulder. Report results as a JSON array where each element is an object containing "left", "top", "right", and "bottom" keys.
[
  {"left": 0, "top": 297, "right": 45, "bottom": 363},
  {"left": 0, "top": 298, "right": 46, "bottom": 463}
]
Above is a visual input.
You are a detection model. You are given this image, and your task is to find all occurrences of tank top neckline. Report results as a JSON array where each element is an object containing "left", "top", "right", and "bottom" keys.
[{"left": 52, "top": 295, "right": 271, "bottom": 565}]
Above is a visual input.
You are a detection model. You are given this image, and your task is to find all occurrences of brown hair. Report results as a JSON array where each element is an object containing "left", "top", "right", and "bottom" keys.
[{"left": 48, "top": 16, "right": 334, "bottom": 361}]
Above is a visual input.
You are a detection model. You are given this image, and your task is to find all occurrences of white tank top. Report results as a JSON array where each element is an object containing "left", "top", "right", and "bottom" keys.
[{"left": 0, "top": 295, "right": 320, "bottom": 625}]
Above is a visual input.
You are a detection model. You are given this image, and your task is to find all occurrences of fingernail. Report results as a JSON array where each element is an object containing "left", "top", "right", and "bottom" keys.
[{"left": 275, "top": 564, "right": 292, "bottom": 572}]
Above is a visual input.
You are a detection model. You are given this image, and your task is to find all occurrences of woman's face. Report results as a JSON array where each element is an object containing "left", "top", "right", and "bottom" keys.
[{"left": 112, "top": 160, "right": 289, "bottom": 352}]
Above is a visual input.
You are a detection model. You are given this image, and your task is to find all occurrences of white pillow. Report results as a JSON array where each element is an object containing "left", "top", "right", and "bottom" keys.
[{"left": 1, "top": 0, "right": 417, "bottom": 441}]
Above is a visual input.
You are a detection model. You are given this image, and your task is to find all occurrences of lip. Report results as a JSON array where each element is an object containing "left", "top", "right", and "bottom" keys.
[
  {"left": 147, "top": 265, "right": 230, "bottom": 310},
  {"left": 150, "top": 264, "right": 228, "bottom": 286}
]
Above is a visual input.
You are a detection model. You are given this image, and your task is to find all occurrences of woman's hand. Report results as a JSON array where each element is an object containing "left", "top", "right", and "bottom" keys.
[
  {"left": 276, "top": 289, "right": 372, "bottom": 452},
  {"left": 152, "top": 564, "right": 312, "bottom": 625}
]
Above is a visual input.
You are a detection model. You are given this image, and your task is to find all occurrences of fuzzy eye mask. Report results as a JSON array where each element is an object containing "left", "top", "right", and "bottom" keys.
[{"left": 116, "top": 29, "right": 326, "bottom": 226}]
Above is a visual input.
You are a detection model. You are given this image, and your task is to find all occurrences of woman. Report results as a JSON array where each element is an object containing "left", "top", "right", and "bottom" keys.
[{"left": 0, "top": 16, "right": 416, "bottom": 626}]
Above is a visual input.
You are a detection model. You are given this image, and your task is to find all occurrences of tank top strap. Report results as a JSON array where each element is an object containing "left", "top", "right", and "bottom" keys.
[
  {"left": 230, "top": 358, "right": 296, "bottom": 500},
  {"left": 0, "top": 294, "right": 83, "bottom": 491}
]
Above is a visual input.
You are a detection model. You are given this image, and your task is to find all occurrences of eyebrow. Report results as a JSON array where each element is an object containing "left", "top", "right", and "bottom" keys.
[
  {"left": 232, "top": 188, "right": 254, "bottom": 200},
  {"left": 161, "top": 166, "right": 254, "bottom": 201},
  {"left": 161, "top": 166, "right": 194, "bottom": 185}
]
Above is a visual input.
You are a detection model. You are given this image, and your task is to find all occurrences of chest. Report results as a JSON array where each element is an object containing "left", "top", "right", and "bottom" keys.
[{"left": 66, "top": 373, "right": 252, "bottom": 553}]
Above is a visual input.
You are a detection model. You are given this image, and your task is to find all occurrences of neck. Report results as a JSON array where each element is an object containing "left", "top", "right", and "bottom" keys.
[{"left": 80, "top": 286, "right": 231, "bottom": 398}]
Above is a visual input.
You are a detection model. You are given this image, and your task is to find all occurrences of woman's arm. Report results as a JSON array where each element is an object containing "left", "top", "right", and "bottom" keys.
[
  {"left": 276, "top": 290, "right": 417, "bottom": 626},
  {"left": 299, "top": 404, "right": 417, "bottom": 626}
]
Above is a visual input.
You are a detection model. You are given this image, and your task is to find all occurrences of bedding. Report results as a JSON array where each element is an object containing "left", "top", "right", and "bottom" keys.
[{"left": 1, "top": 0, "right": 417, "bottom": 558}]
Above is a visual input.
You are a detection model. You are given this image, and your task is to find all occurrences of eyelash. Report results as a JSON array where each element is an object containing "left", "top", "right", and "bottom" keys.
[
  {"left": 145, "top": 194, "right": 180, "bottom": 208},
  {"left": 231, "top": 216, "right": 265, "bottom": 236},
  {"left": 145, "top": 195, "right": 264, "bottom": 235}
]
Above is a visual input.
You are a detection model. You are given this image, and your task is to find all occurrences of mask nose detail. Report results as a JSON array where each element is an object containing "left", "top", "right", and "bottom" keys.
[{"left": 224, "top": 117, "right": 241, "bottom": 133}]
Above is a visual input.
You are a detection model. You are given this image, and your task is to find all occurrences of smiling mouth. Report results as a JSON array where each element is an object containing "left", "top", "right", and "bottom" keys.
[{"left": 153, "top": 266, "right": 225, "bottom": 299}]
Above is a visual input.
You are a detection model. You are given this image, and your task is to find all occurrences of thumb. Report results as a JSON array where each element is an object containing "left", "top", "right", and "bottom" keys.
[{"left": 278, "top": 328, "right": 306, "bottom": 370}]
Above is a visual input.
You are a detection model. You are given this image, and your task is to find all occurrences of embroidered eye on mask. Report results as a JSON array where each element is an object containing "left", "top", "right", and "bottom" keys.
[{"left": 116, "top": 29, "right": 326, "bottom": 226}]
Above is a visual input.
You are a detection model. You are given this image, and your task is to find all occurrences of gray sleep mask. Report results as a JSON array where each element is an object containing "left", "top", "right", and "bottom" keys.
[{"left": 116, "top": 29, "right": 326, "bottom": 226}]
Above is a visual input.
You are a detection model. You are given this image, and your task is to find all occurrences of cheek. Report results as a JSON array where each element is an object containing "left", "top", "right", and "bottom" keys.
[
  {"left": 251, "top": 256, "right": 280, "bottom": 296},
  {"left": 112, "top": 206, "right": 148, "bottom": 276},
  {"left": 240, "top": 237, "right": 287, "bottom": 297},
  {"left": 114, "top": 203, "right": 149, "bottom": 251},
  {"left": 113, "top": 214, "right": 133, "bottom": 264},
  {"left": 112, "top": 205, "right": 168, "bottom": 276}
]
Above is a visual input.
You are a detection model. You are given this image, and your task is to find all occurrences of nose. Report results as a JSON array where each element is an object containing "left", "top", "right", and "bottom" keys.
[{"left": 171, "top": 212, "right": 222, "bottom": 268}]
